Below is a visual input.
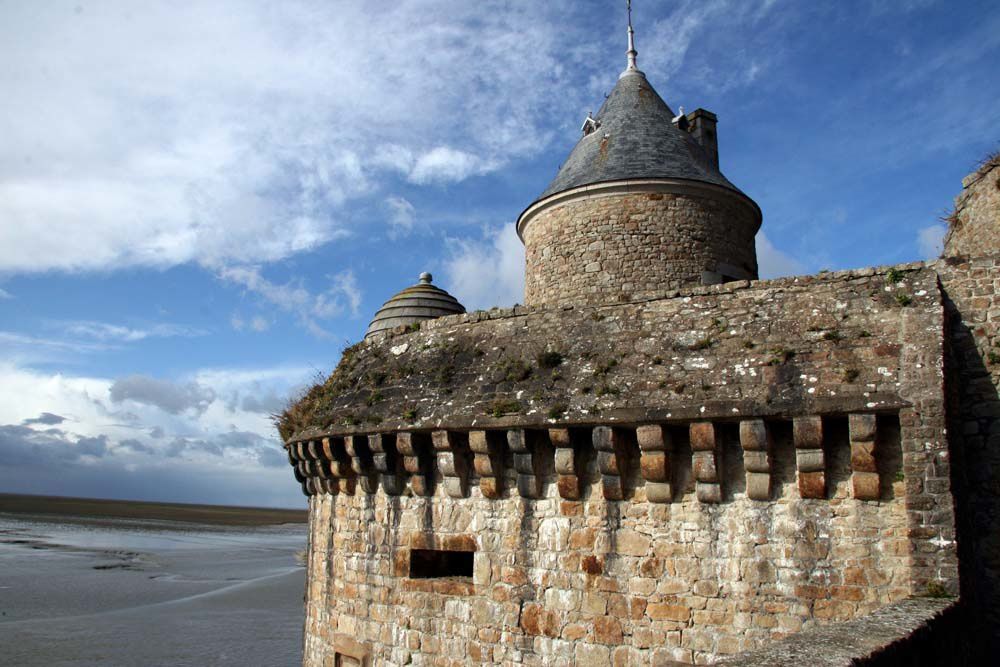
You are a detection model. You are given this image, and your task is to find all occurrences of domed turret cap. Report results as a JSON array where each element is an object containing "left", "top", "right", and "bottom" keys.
[{"left": 364, "top": 273, "right": 466, "bottom": 339}]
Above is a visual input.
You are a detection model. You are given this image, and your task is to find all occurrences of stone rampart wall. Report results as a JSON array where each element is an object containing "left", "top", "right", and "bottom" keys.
[
  {"left": 287, "top": 264, "right": 958, "bottom": 666},
  {"left": 942, "top": 157, "right": 1000, "bottom": 258},
  {"left": 286, "top": 264, "right": 942, "bottom": 441},
  {"left": 937, "top": 253, "right": 1000, "bottom": 658},
  {"left": 520, "top": 190, "right": 758, "bottom": 306},
  {"left": 717, "top": 598, "right": 960, "bottom": 666}
]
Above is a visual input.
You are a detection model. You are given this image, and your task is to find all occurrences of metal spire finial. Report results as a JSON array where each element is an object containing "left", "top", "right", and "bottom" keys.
[{"left": 621, "top": 0, "right": 643, "bottom": 78}]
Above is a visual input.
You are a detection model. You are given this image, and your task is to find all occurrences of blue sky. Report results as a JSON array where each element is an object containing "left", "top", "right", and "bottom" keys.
[{"left": 1, "top": 0, "right": 997, "bottom": 508}]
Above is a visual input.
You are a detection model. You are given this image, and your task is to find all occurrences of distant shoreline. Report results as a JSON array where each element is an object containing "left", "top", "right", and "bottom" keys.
[{"left": 0, "top": 493, "right": 307, "bottom": 527}]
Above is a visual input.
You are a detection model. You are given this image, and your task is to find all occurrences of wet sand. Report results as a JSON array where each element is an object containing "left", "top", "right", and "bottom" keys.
[
  {"left": 0, "top": 500, "right": 308, "bottom": 666},
  {"left": 0, "top": 492, "right": 307, "bottom": 526}
]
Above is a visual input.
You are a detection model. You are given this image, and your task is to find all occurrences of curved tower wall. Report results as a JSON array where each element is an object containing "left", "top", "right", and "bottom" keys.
[
  {"left": 943, "top": 157, "right": 1000, "bottom": 258},
  {"left": 519, "top": 182, "right": 760, "bottom": 306}
]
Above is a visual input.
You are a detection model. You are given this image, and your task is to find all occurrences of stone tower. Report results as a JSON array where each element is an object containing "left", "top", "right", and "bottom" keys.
[{"left": 516, "top": 10, "right": 761, "bottom": 306}]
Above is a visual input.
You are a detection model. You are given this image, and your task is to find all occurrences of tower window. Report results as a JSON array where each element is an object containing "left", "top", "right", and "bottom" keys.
[{"left": 409, "top": 548, "right": 474, "bottom": 579}]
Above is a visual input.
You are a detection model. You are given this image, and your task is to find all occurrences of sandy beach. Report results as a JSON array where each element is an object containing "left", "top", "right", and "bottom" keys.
[{"left": 0, "top": 495, "right": 307, "bottom": 666}]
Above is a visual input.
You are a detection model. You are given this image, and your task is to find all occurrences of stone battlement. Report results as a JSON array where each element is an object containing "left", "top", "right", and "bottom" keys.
[
  {"left": 284, "top": 259, "right": 965, "bottom": 665},
  {"left": 280, "top": 262, "right": 942, "bottom": 443}
]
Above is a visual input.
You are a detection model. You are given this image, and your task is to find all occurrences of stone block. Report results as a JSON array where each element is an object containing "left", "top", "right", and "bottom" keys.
[
  {"left": 442, "top": 478, "right": 464, "bottom": 498},
  {"left": 696, "top": 482, "right": 722, "bottom": 503},
  {"left": 598, "top": 451, "right": 620, "bottom": 475},
  {"left": 689, "top": 421, "right": 715, "bottom": 451},
  {"left": 473, "top": 453, "right": 499, "bottom": 477},
  {"left": 746, "top": 472, "right": 771, "bottom": 500},
  {"left": 793, "top": 415, "right": 824, "bottom": 450},
  {"left": 554, "top": 448, "right": 576, "bottom": 475},
  {"left": 575, "top": 643, "right": 611, "bottom": 667},
  {"left": 852, "top": 471, "right": 881, "bottom": 500},
  {"left": 693, "top": 450, "right": 718, "bottom": 482},
  {"left": 640, "top": 451, "right": 669, "bottom": 482},
  {"left": 593, "top": 616, "right": 623, "bottom": 644},
  {"left": 410, "top": 475, "right": 432, "bottom": 496},
  {"left": 601, "top": 474, "right": 625, "bottom": 501},
  {"left": 851, "top": 440, "right": 877, "bottom": 473},
  {"left": 849, "top": 413, "right": 877, "bottom": 442},
  {"left": 557, "top": 475, "right": 581, "bottom": 500},
  {"left": 636, "top": 424, "right": 668, "bottom": 451},
  {"left": 479, "top": 477, "right": 501, "bottom": 499},
  {"left": 647, "top": 602, "right": 691, "bottom": 622},
  {"left": 615, "top": 529, "right": 651, "bottom": 557},
  {"left": 739, "top": 418, "right": 769, "bottom": 451},
  {"left": 796, "top": 448, "right": 825, "bottom": 473},
  {"left": 646, "top": 481, "right": 673, "bottom": 503},
  {"left": 798, "top": 471, "right": 825, "bottom": 499},
  {"left": 548, "top": 428, "right": 572, "bottom": 449},
  {"left": 593, "top": 425, "right": 615, "bottom": 451},
  {"left": 436, "top": 452, "right": 457, "bottom": 476},
  {"left": 468, "top": 430, "right": 491, "bottom": 453},
  {"left": 743, "top": 449, "right": 769, "bottom": 474}
]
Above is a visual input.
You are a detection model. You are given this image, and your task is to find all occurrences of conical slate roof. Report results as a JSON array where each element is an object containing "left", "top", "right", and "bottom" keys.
[
  {"left": 535, "top": 70, "right": 745, "bottom": 202},
  {"left": 364, "top": 273, "right": 466, "bottom": 339}
]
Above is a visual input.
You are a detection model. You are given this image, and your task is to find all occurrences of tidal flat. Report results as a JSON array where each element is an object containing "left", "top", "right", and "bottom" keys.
[{"left": 0, "top": 495, "right": 307, "bottom": 666}]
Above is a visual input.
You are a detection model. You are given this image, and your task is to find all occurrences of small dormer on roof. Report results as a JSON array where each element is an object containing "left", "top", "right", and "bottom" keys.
[
  {"left": 671, "top": 106, "right": 689, "bottom": 131},
  {"left": 364, "top": 273, "right": 466, "bottom": 339}
]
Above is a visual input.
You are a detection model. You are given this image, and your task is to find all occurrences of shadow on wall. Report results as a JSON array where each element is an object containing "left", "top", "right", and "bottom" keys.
[{"left": 943, "top": 286, "right": 1000, "bottom": 663}]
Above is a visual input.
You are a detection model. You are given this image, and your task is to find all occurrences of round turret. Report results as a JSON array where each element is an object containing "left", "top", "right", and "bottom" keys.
[
  {"left": 516, "top": 68, "right": 762, "bottom": 306},
  {"left": 364, "top": 273, "right": 466, "bottom": 339}
]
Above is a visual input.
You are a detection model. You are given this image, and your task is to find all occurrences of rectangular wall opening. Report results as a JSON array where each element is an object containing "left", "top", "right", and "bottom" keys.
[{"left": 409, "top": 548, "right": 474, "bottom": 579}]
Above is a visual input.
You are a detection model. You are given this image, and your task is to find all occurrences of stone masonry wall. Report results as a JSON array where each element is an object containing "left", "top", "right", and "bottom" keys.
[
  {"left": 942, "top": 157, "right": 1000, "bottom": 257},
  {"left": 937, "top": 253, "right": 1000, "bottom": 659},
  {"left": 521, "top": 191, "right": 758, "bottom": 306},
  {"left": 302, "top": 456, "right": 910, "bottom": 666},
  {"left": 287, "top": 264, "right": 957, "bottom": 666}
]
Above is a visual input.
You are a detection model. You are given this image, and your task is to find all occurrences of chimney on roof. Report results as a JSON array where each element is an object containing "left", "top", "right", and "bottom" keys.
[{"left": 685, "top": 108, "right": 719, "bottom": 170}]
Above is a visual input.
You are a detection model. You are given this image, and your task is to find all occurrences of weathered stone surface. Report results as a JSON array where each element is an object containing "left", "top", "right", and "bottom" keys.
[
  {"left": 291, "top": 260, "right": 965, "bottom": 666},
  {"left": 796, "top": 449, "right": 825, "bottom": 473},
  {"left": 690, "top": 421, "right": 716, "bottom": 452},
  {"left": 849, "top": 413, "right": 877, "bottom": 443},
  {"left": 521, "top": 190, "right": 759, "bottom": 306},
  {"left": 739, "top": 419, "right": 770, "bottom": 451},
  {"left": 743, "top": 450, "right": 769, "bottom": 474},
  {"left": 943, "top": 155, "right": 1000, "bottom": 258},
  {"left": 794, "top": 416, "right": 823, "bottom": 450},
  {"left": 852, "top": 472, "right": 880, "bottom": 501},
  {"left": 746, "top": 472, "right": 771, "bottom": 501},
  {"left": 850, "top": 441, "right": 877, "bottom": 474},
  {"left": 798, "top": 471, "right": 826, "bottom": 499}
]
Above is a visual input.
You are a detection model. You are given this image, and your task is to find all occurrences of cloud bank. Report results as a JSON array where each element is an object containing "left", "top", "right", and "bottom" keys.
[{"left": 0, "top": 0, "right": 589, "bottom": 275}]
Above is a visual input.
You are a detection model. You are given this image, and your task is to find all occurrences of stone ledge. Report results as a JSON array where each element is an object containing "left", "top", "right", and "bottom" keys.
[
  {"left": 368, "top": 260, "right": 938, "bottom": 344},
  {"left": 716, "top": 597, "right": 957, "bottom": 666}
]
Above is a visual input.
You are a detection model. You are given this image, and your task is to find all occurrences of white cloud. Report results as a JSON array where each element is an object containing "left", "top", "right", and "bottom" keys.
[
  {"left": 443, "top": 224, "right": 525, "bottom": 310},
  {"left": 110, "top": 375, "right": 216, "bottom": 416},
  {"left": 917, "top": 224, "right": 946, "bottom": 259},
  {"left": 250, "top": 316, "right": 271, "bottom": 332},
  {"left": 0, "top": 288, "right": 12, "bottom": 299},
  {"left": 0, "top": 330, "right": 113, "bottom": 355},
  {"left": 756, "top": 232, "right": 806, "bottom": 279},
  {"left": 385, "top": 196, "right": 416, "bottom": 238},
  {"left": 60, "top": 320, "right": 207, "bottom": 342},
  {"left": 409, "top": 147, "right": 495, "bottom": 185},
  {"left": 0, "top": 0, "right": 587, "bottom": 275},
  {"left": 219, "top": 266, "right": 362, "bottom": 336},
  {"left": 0, "top": 360, "right": 312, "bottom": 505}
]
